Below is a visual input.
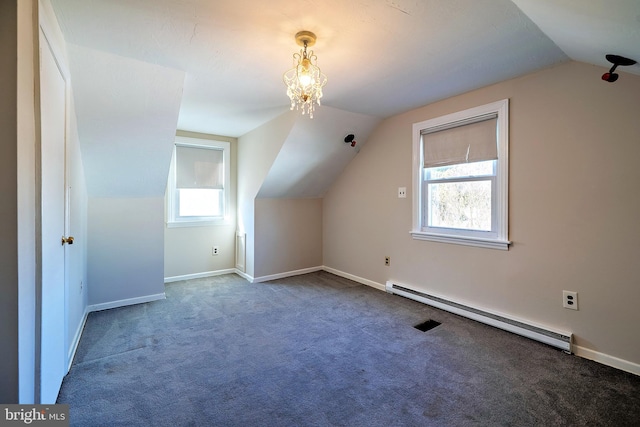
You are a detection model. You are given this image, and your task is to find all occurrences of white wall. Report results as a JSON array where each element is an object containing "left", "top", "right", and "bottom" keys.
[
  {"left": 237, "top": 111, "right": 297, "bottom": 277},
  {"left": 68, "top": 35, "right": 183, "bottom": 308},
  {"left": 164, "top": 131, "right": 237, "bottom": 279},
  {"left": 323, "top": 61, "right": 640, "bottom": 370},
  {"left": 88, "top": 197, "right": 165, "bottom": 306}
]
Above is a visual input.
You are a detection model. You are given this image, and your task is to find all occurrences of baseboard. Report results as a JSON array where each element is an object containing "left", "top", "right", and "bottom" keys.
[
  {"left": 66, "top": 307, "right": 89, "bottom": 372},
  {"left": 252, "top": 266, "right": 323, "bottom": 283},
  {"left": 321, "top": 267, "right": 639, "bottom": 376},
  {"left": 322, "top": 266, "right": 386, "bottom": 291},
  {"left": 234, "top": 269, "right": 253, "bottom": 282},
  {"left": 573, "top": 345, "right": 640, "bottom": 376},
  {"left": 164, "top": 268, "right": 237, "bottom": 283},
  {"left": 87, "top": 293, "right": 166, "bottom": 313}
]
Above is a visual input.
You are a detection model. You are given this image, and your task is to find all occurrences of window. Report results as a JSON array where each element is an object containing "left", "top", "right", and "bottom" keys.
[
  {"left": 167, "top": 137, "right": 230, "bottom": 227},
  {"left": 411, "top": 99, "right": 510, "bottom": 250}
]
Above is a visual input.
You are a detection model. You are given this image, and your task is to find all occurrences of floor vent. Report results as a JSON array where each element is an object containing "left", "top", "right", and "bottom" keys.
[
  {"left": 414, "top": 319, "right": 441, "bottom": 332},
  {"left": 386, "top": 281, "right": 572, "bottom": 353}
]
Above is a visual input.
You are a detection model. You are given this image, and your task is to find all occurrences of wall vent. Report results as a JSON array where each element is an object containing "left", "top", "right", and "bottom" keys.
[{"left": 386, "top": 281, "right": 572, "bottom": 353}]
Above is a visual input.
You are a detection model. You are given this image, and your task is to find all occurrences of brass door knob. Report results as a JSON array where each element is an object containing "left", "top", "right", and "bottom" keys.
[{"left": 61, "top": 236, "right": 74, "bottom": 245}]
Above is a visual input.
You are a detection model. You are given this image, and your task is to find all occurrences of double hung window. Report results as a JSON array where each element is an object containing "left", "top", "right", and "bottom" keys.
[
  {"left": 167, "top": 137, "right": 230, "bottom": 227},
  {"left": 412, "top": 99, "right": 510, "bottom": 250}
]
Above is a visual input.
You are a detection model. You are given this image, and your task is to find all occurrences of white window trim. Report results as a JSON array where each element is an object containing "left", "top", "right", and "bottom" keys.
[
  {"left": 166, "top": 136, "right": 231, "bottom": 228},
  {"left": 411, "top": 99, "right": 511, "bottom": 250}
]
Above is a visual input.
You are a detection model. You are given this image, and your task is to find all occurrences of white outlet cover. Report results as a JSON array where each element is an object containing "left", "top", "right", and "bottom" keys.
[
  {"left": 562, "top": 290, "right": 578, "bottom": 310},
  {"left": 398, "top": 187, "right": 407, "bottom": 198}
]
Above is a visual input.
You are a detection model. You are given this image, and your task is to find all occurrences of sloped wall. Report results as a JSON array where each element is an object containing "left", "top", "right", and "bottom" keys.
[
  {"left": 66, "top": 45, "right": 185, "bottom": 306},
  {"left": 237, "top": 111, "right": 297, "bottom": 278},
  {"left": 323, "top": 61, "right": 640, "bottom": 370}
]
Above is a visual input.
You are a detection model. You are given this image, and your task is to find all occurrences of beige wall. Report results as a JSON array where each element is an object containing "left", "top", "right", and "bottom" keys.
[
  {"left": 255, "top": 198, "right": 323, "bottom": 278},
  {"left": 323, "top": 61, "right": 640, "bottom": 366},
  {"left": 164, "top": 131, "right": 238, "bottom": 278}
]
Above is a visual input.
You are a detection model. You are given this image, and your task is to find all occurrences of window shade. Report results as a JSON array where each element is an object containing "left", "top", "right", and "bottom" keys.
[
  {"left": 176, "top": 146, "right": 224, "bottom": 189},
  {"left": 423, "top": 116, "right": 497, "bottom": 168}
]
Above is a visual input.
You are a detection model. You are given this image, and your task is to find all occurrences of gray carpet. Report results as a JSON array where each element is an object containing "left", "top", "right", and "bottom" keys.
[{"left": 57, "top": 272, "right": 640, "bottom": 426}]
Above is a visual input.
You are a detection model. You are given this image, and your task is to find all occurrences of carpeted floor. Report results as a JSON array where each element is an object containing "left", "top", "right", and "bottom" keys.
[{"left": 57, "top": 272, "right": 640, "bottom": 426}]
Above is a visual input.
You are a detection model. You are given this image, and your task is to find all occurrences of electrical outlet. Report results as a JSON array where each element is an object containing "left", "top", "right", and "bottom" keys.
[
  {"left": 563, "top": 290, "right": 578, "bottom": 310},
  {"left": 385, "top": 256, "right": 390, "bottom": 266},
  {"left": 398, "top": 187, "right": 407, "bottom": 198},
  {"left": 212, "top": 246, "right": 219, "bottom": 256},
  {"left": 80, "top": 280, "right": 83, "bottom": 293}
]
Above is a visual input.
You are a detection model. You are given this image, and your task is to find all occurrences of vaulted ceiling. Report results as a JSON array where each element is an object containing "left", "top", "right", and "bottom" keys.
[{"left": 50, "top": 0, "right": 640, "bottom": 198}]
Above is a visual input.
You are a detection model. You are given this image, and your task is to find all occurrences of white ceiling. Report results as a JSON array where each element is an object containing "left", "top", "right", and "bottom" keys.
[
  {"left": 257, "top": 107, "right": 380, "bottom": 199},
  {"left": 50, "top": 0, "right": 640, "bottom": 198}
]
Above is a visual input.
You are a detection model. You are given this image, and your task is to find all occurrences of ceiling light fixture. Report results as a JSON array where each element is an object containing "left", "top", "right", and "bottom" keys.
[
  {"left": 283, "top": 31, "right": 327, "bottom": 118},
  {"left": 602, "top": 54, "right": 637, "bottom": 83}
]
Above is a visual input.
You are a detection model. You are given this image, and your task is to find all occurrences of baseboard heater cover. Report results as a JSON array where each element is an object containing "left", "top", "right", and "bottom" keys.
[{"left": 386, "top": 281, "right": 572, "bottom": 353}]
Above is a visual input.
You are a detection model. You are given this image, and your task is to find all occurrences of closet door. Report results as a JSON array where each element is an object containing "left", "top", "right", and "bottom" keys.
[{"left": 39, "top": 30, "right": 69, "bottom": 404}]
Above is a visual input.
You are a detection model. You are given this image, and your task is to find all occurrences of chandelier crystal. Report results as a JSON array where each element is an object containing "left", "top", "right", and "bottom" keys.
[{"left": 283, "top": 31, "right": 327, "bottom": 118}]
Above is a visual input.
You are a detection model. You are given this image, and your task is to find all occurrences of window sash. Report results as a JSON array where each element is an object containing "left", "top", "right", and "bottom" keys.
[
  {"left": 175, "top": 188, "right": 223, "bottom": 219},
  {"left": 423, "top": 172, "right": 497, "bottom": 236},
  {"left": 167, "top": 137, "right": 230, "bottom": 227}
]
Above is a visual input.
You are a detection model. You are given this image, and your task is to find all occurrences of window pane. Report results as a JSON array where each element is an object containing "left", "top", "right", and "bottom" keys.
[
  {"left": 178, "top": 189, "right": 221, "bottom": 217},
  {"left": 428, "top": 180, "right": 492, "bottom": 231},
  {"left": 427, "top": 160, "right": 494, "bottom": 180}
]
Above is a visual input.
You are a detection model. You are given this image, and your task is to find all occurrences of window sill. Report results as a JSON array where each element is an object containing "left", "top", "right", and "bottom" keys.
[
  {"left": 167, "top": 219, "right": 231, "bottom": 228},
  {"left": 410, "top": 231, "right": 511, "bottom": 250}
]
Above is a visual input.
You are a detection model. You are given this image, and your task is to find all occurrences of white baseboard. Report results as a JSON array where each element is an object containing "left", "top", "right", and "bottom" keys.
[
  {"left": 66, "top": 307, "right": 89, "bottom": 372},
  {"left": 164, "top": 268, "right": 237, "bottom": 283},
  {"left": 87, "top": 293, "right": 166, "bottom": 313},
  {"left": 573, "top": 345, "right": 640, "bottom": 376},
  {"left": 322, "top": 266, "right": 386, "bottom": 291},
  {"left": 320, "top": 266, "right": 639, "bottom": 376},
  {"left": 252, "top": 266, "right": 323, "bottom": 283},
  {"left": 234, "top": 269, "right": 253, "bottom": 282},
  {"left": 82, "top": 267, "right": 640, "bottom": 377}
]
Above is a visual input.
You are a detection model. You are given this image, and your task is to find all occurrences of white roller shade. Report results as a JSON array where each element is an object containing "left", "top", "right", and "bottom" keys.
[
  {"left": 423, "top": 115, "right": 497, "bottom": 168},
  {"left": 176, "top": 146, "right": 224, "bottom": 189}
]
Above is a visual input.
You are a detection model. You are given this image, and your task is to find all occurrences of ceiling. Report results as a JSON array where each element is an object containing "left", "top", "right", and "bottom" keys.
[
  {"left": 48, "top": 0, "right": 640, "bottom": 200},
  {"left": 49, "top": 0, "right": 640, "bottom": 139}
]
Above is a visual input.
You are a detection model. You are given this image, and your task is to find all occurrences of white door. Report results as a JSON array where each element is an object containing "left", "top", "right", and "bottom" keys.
[{"left": 39, "top": 31, "right": 68, "bottom": 404}]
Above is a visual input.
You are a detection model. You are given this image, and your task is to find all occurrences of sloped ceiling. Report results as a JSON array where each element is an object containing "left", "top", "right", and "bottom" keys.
[
  {"left": 50, "top": 0, "right": 640, "bottom": 199},
  {"left": 512, "top": 0, "right": 640, "bottom": 73},
  {"left": 67, "top": 44, "right": 184, "bottom": 197},
  {"left": 257, "top": 107, "right": 380, "bottom": 199}
]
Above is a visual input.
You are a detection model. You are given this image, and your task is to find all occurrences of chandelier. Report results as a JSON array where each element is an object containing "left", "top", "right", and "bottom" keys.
[{"left": 283, "top": 31, "right": 327, "bottom": 118}]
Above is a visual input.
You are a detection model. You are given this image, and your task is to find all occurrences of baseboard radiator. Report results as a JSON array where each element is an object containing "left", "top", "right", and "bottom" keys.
[{"left": 385, "top": 281, "right": 572, "bottom": 353}]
